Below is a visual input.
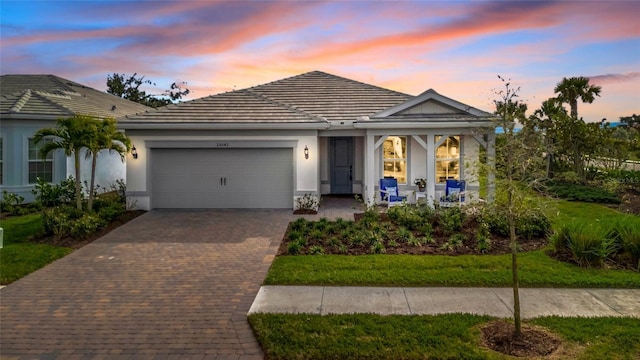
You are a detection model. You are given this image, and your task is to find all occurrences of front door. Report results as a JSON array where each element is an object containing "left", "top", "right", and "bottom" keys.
[{"left": 330, "top": 137, "right": 354, "bottom": 194}]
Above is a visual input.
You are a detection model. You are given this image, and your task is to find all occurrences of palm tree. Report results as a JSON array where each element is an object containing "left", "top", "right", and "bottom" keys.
[
  {"left": 554, "top": 76, "right": 602, "bottom": 118},
  {"left": 34, "top": 115, "right": 95, "bottom": 210},
  {"left": 85, "top": 118, "right": 131, "bottom": 210},
  {"left": 529, "top": 98, "right": 567, "bottom": 178}
]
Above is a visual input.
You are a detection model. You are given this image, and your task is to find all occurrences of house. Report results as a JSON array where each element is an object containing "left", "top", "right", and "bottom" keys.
[
  {"left": 119, "top": 71, "right": 496, "bottom": 210},
  {"left": 0, "top": 75, "right": 151, "bottom": 202}
]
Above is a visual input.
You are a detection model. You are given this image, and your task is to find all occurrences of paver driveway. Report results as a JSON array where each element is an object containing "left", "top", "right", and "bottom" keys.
[{"left": 1, "top": 209, "right": 293, "bottom": 359}]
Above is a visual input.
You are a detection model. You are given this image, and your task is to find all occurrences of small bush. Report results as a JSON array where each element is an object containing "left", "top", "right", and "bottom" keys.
[
  {"left": 31, "top": 176, "right": 77, "bottom": 208},
  {"left": 70, "top": 213, "right": 106, "bottom": 238},
  {"left": 546, "top": 181, "right": 620, "bottom": 204},
  {"left": 1, "top": 191, "right": 27, "bottom": 216},
  {"left": 440, "top": 233, "right": 466, "bottom": 251},
  {"left": 370, "top": 241, "right": 386, "bottom": 254},
  {"left": 439, "top": 207, "right": 464, "bottom": 234},
  {"left": 287, "top": 241, "right": 302, "bottom": 255},
  {"left": 295, "top": 193, "right": 319, "bottom": 212},
  {"left": 387, "top": 205, "right": 425, "bottom": 230},
  {"left": 41, "top": 206, "right": 82, "bottom": 240},
  {"left": 308, "top": 245, "right": 324, "bottom": 255},
  {"left": 290, "top": 218, "right": 309, "bottom": 232},
  {"left": 564, "top": 220, "right": 617, "bottom": 267},
  {"left": 616, "top": 218, "right": 640, "bottom": 266},
  {"left": 482, "top": 207, "right": 551, "bottom": 240}
]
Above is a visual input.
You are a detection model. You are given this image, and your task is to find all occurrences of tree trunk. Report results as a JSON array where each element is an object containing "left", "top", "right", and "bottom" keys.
[
  {"left": 570, "top": 99, "right": 578, "bottom": 119},
  {"left": 510, "top": 214, "right": 521, "bottom": 338},
  {"left": 74, "top": 152, "right": 82, "bottom": 210},
  {"left": 87, "top": 153, "right": 97, "bottom": 211}
]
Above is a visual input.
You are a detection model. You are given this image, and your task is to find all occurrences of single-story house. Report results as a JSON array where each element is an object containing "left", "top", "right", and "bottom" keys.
[
  {"left": 119, "top": 71, "right": 496, "bottom": 210},
  {"left": 0, "top": 74, "right": 151, "bottom": 202}
]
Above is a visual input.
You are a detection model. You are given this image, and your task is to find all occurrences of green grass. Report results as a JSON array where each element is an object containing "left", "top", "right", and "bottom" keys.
[
  {"left": 0, "top": 213, "right": 44, "bottom": 244},
  {"left": 0, "top": 213, "right": 71, "bottom": 285},
  {"left": 546, "top": 200, "right": 629, "bottom": 228},
  {"left": 0, "top": 243, "right": 72, "bottom": 284},
  {"left": 264, "top": 251, "right": 640, "bottom": 288},
  {"left": 249, "top": 314, "right": 640, "bottom": 360},
  {"left": 531, "top": 316, "right": 640, "bottom": 360}
]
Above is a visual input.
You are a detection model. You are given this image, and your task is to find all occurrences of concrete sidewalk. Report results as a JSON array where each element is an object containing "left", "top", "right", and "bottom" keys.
[{"left": 249, "top": 286, "right": 640, "bottom": 318}]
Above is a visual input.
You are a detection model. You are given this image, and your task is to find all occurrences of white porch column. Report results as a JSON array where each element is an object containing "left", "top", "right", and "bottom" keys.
[
  {"left": 365, "top": 133, "right": 376, "bottom": 205},
  {"left": 426, "top": 134, "right": 436, "bottom": 204},
  {"left": 487, "top": 132, "right": 496, "bottom": 202}
]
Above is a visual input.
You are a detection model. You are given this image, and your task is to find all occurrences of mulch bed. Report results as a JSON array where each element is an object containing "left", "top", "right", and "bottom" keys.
[
  {"left": 33, "top": 210, "right": 146, "bottom": 249},
  {"left": 481, "top": 320, "right": 562, "bottom": 358},
  {"left": 617, "top": 188, "right": 640, "bottom": 215},
  {"left": 278, "top": 212, "right": 548, "bottom": 256}
]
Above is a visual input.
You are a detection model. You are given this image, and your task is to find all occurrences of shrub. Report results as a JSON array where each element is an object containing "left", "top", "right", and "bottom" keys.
[
  {"left": 287, "top": 241, "right": 302, "bottom": 255},
  {"left": 477, "top": 221, "right": 491, "bottom": 254},
  {"left": 396, "top": 227, "right": 414, "bottom": 243},
  {"left": 288, "top": 230, "right": 303, "bottom": 242},
  {"left": 387, "top": 205, "right": 425, "bottom": 230},
  {"left": 70, "top": 213, "right": 106, "bottom": 238},
  {"left": 564, "top": 220, "right": 617, "bottom": 267},
  {"left": 440, "top": 233, "right": 466, "bottom": 251},
  {"left": 546, "top": 181, "right": 620, "bottom": 204},
  {"left": 616, "top": 218, "right": 640, "bottom": 267},
  {"left": 41, "top": 206, "right": 83, "bottom": 240},
  {"left": 295, "top": 193, "right": 319, "bottom": 212},
  {"left": 482, "top": 207, "right": 551, "bottom": 240},
  {"left": 31, "top": 176, "right": 77, "bottom": 208},
  {"left": 370, "top": 241, "right": 386, "bottom": 254},
  {"left": 439, "top": 207, "right": 464, "bottom": 234},
  {"left": 308, "top": 245, "right": 324, "bottom": 255},
  {"left": 1, "top": 191, "right": 27, "bottom": 216},
  {"left": 517, "top": 212, "right": 552, "bottom": 240},
  {"left": 96, "top": 201, "right": 126, "bottom": 223},
  {"left": 290, "top": 218, "right": 309, "bottom": 232}
]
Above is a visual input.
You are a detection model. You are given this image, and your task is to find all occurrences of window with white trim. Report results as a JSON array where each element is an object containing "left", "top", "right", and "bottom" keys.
[
  {"left": 436, "top": 136, "right": 460, "bottom": 183},
  {"left": 383, "top": 136, "right": 407, "bottom": 184},
  {"left": 28, "top": 138, "right": 53, "bottom": 183}
]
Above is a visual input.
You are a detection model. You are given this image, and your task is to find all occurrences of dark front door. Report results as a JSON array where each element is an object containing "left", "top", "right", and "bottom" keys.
[{"left": 330, "top": 137, "right": 354, "bottom": 194}]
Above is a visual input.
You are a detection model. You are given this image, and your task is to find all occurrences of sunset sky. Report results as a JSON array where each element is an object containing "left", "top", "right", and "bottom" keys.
[{"left": 1, "top": 0, "right": 638, "bottom": 123}]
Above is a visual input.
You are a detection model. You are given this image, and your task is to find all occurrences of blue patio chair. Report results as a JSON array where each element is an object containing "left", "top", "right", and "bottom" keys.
[
  {"left": 380, "top": 177, "right": 406, "bottom": 207},
  {"left": 440, "top": 179, "right": 466, "bottom": 207}
]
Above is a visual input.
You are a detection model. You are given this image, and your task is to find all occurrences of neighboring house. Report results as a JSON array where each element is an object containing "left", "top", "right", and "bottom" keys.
[
  {"left": 0, "top": 74, "right": 151, "bottom": 202},
  {"left": 119, "top": 71, "right": 496, "bottom": 210}
]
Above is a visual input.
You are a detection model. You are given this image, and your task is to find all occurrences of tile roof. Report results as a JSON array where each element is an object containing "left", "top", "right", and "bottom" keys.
[
  {"left": 120, "top": 71, "right": 411, "bottom": 126},
  {"left": 248, "top": 71, "right": 411, "bottom": 122},
  {"left": 122, "top": 89, "right": 324, "bottom": 124},
  {"left": 1, "top": 74, "right": 151, "bottom": 119}
]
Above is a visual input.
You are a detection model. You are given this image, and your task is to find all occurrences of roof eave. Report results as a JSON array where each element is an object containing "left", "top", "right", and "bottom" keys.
[
  {"left": 118, "top": 121, "right": 331, "bottom": 130},
  {"left": 354, "top": 120, "right": 496, "bottom": 129}
]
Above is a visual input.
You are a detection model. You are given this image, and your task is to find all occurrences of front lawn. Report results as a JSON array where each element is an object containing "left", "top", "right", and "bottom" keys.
[
  {"left": 0, "top": 213, "right": 72, "bottom": 284},
  {"left": 249, "top": 313, "right": 640, "bottom": 360},
  {"left": 264, "top": 251, "right": 640, "bottom": 288}
]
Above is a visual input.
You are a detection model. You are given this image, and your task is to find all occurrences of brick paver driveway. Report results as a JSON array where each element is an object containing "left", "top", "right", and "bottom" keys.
[{"left": 1, "top": 209, "right": 293, "bottom": 359}]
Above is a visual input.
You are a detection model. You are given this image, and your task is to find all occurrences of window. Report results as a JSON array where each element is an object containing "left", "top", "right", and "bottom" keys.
[
  {"left": 28, "top": 138, "right": 53, "bottom": 183},
  {"left": 436, "top": 136, "right": 460, "bottom": 183},
  {"left": 383, "top": 136, "right": 407, "bottom": 184}
]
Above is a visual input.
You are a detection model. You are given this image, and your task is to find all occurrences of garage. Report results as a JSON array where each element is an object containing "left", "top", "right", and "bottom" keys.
[{"left": 151, "top": 148, "right": 293, "bottom": 209}]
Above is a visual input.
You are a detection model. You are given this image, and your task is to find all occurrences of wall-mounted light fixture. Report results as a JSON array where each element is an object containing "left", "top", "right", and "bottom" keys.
[
  {"left": 304, "top": 145, "right": 309, "bottom": 160},
  {"left": 131, "top": 145, "right": 138, "bottom": 159}
]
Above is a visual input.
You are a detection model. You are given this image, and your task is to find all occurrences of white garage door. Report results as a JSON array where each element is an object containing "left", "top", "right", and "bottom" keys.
[{"left": 151, "top": 148, "right": 293, "bottom": 208}]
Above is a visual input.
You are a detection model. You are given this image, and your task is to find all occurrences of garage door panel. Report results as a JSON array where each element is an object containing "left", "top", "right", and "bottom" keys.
[{"left": 151, "top": 148, "right": 293, "bottom": 208}]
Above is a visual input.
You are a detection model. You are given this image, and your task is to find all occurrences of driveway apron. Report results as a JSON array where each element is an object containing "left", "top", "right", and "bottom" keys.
[{"left": 0, "top": 209, "right": 292, "bottom": 359}]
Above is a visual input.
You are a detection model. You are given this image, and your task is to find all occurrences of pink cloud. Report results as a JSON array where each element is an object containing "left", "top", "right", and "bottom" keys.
[{"left": 588, "top": 72, "right": 640, "bottom": 86}]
